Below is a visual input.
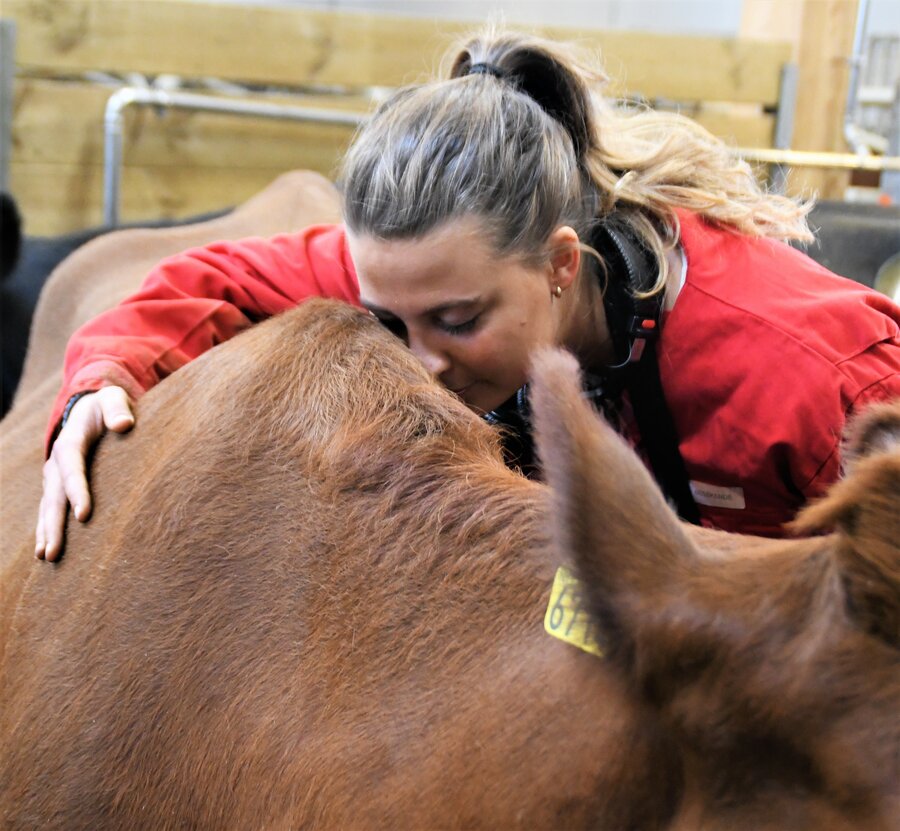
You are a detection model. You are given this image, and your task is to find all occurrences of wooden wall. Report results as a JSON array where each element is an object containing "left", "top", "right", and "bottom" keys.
[
  {"left": 741, "top": 0, "right": 860, "bottom": 199},
  {"left": 4, "top": 0, "right": 792, "bottom": 234},
  {"left": 11, "top": 80, "right": 363, "bottom": 233}
]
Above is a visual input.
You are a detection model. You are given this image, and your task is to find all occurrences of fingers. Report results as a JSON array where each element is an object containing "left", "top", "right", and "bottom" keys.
[
  {"left": 35, "top": 460, "right": 70, "bottom": 562},
  {"left": 97, "top": 386, "right": 135, "bottom": 434},
  {"left": 34, "top": 387, "right": 134, "bottom": 562}
]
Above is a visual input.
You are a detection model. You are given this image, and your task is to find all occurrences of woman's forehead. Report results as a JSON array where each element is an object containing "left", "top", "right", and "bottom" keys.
[
  {"left": 347, "top": 216, "right": 489, "bottom": 262},
  {"left": 349, "top": 220, "right": 545, "bottom": 316},
  {"left": 350, "top": 220, "right": 496, "bottom": 289}
]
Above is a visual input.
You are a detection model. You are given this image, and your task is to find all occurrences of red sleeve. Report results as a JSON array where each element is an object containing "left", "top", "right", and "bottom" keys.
[{"left": 46, "top": 223, "right": 359, "bottom": 454}]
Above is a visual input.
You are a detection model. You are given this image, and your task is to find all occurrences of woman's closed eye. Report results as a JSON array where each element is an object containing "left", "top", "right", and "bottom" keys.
[{"left": 437, "top": 314, "right": 480, "bottom": 336}]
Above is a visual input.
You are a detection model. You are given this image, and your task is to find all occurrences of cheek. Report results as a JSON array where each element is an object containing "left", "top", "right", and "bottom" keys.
[
  {"left": 463, "top": 328, "right": 540, "bottom": 382},
  {"left": 510, "top": 286, "right": 558, "bottom": 348},
  {"left": 456, "top": 335, "right": 507, "bottom": 373}
]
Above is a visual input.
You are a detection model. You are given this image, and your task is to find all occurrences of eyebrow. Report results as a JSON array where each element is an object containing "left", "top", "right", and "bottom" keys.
[{"left": 360, "top": 297, "right": 482, "bottom": 318}]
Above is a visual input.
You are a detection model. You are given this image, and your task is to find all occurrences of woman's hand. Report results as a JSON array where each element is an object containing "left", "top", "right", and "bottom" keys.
[{"left": 35, "top": 387, "right": 135, "bottom": 562}]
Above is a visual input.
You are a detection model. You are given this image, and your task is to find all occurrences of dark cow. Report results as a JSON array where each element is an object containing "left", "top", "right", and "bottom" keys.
[
  {"left": 1, "top": 176, "right": 898, "bottom": 829},
  {"left": 0, "top": 192, "right": 22, "bottom": 281}
]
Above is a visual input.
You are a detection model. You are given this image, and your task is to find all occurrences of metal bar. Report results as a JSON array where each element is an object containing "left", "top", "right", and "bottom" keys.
[
  {"left": 736, "top": 147, "right": 900, "bottom": 172},
  {"left": 0, "top": 20, "right": 16, "bottom": 193},
  {"left": 773, "top": 64, "right": 799, "bottom": 151},
  {"left": 770, "top": 62, "right": 799, "bottom": 194},
  {"left": 881, "top": 83, "right": 900, "bottom": 204},
  {"left": 104, "top": 87, "right": 366, "bottom": 226},
  {"left": 844, "top": 0, "right": 873, "bottom": 154}
]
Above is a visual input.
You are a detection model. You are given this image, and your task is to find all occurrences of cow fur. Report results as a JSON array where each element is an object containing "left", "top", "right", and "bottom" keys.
[
  {"left": 531, "top": 349, "right": 900, "bottom": 830},
  {"left": 1, "top": 174, "right": 899, "bottom": 829}
]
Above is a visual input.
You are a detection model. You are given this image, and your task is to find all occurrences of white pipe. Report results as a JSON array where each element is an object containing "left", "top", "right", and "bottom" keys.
[
  {"left": 103, "top": 87, "right": 366, "bottom": 225},
  {"left": 736, "top": 146, "right": 900, "bottom": 171}
]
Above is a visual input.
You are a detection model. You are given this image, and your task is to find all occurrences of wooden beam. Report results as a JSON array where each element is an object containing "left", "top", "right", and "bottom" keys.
[
  {"left": 692, "top": 108, "right": 777, "bottom": 149},
  {"left": 12, "top": 79, "right": 363, "bottom": 169},
  {"left": 740, "top": 0, "right": 805, "bottom": 58},
  {"left": 5, "top": 0, "right": 790, "bottom": 104},
  {"left": 791, "top": 0, "right": 859, "bottom": 198},
  {"left": 9, "top": 161, "right": 337, "bottom": 235},
  {"left": 548, "top": 28, "right": 790, "bottom": 104}
]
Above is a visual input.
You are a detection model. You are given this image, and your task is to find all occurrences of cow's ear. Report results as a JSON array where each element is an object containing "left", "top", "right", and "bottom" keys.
[
  {"left": 791, "top": 403, "right": 900, "bottom": 649},
  {"left": 529, "top": 348, "right": 698, "bottom": 667}
]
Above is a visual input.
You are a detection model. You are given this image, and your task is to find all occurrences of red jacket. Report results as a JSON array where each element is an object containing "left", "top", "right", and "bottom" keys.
[{"left": 49, "top": 213, "right": 900, "bottom": 536}]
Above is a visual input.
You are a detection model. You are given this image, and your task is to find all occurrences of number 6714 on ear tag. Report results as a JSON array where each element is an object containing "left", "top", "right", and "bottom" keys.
[{"left": 543, "top": 566, "right": 604, "bottom": 658}]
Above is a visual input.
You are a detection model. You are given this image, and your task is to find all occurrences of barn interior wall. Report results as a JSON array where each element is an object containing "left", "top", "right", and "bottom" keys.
[
  {"left": 205, "top": 0, "right": 900, "bottom": 38},
  {"left": 2, "top": 0, "right": 878, "bottom": 235}
]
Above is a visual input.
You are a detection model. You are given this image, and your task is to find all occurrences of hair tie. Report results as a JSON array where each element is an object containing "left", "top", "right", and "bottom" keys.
[{"left": 467, "top": 62, "right": 506, "bottom": 80}]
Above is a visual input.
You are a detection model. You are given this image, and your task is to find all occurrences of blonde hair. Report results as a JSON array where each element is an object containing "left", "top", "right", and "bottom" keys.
[{"left": 340, "top": 27, "right": 813, "bottom": 297}]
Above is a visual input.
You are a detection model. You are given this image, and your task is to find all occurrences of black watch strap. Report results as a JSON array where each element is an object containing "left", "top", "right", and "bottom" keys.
[{"left": 60, "top": 391, "right": 95, "bottom": 429}]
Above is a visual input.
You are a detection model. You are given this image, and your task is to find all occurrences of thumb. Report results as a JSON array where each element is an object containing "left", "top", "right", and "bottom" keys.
[{"left": 97, "top": 386, "right": 135, "bottom": 433}]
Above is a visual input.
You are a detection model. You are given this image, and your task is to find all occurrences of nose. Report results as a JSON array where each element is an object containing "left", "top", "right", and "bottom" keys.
[{"left": 407, "top": 330, "right": 451, "bottom": 378}]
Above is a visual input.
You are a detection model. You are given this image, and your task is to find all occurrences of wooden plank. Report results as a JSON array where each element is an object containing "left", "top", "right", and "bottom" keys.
[
  {"left": 11, "top": 79, "right": 363, "bottom": 169},
  {"left": 9, "top": 160, "right": 341, "bottom": 236},
  {"left": 692, "top": 108, "right": 776, "bottom": 149},
  {"left": 563, "top": 30, "right": 790, "bottom": 106},
  {"left": 12, "top": 77, "right": 777, "bottom": 170},
  {"left": 4, "top": 0, "right": 791, "bottom": 104},
  {"left": 5, "top": 0, "right": 459, "bottom": 87}
]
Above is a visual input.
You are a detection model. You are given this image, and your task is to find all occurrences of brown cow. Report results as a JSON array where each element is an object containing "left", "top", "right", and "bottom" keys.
[
  {"left": 1, "top": 194, "right": 899, "bottom": 828},
  {"left": 11, "top": 170, "right": 341, "bottom": 411},
  {"left": 0, "top": 169, "right": 340, "bottom": 677}
]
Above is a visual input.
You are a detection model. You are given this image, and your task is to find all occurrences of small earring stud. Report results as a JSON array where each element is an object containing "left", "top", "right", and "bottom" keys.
[{"left": 552, "top": 285, "right": 563, "bottom": 298}]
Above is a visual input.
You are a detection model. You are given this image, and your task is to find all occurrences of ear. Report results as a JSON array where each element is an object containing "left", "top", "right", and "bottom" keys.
[
  {"left": 529, "top": 347, "right": 699, "bottom": 666},
  {"left": 842, "top": 399, "right": 900, "bottom": 474},
  {"left": 546, "top": 225, "right": 581, "bottom": 292},
  {"left": 791, "top": 402, "right": 900, "bottom": 648}
]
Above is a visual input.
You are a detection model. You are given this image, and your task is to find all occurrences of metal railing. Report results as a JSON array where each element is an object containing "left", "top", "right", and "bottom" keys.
[
  {"left": 101, "top": 87, "right": 900, "bottom": 226},
  {"left": 736, "top": 147, "right": 900, "bottom": 172},
  {"left": 103, "top": 87, "right": 367, "bottom": 225}
]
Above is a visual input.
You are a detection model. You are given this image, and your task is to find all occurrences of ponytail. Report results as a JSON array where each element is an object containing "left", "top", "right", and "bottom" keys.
[
  {"left": 340, "top": 26, "right": 812, "bottom": 298},
  {"left": 449, "top": 38, "right": 596, "bottom": 165}
]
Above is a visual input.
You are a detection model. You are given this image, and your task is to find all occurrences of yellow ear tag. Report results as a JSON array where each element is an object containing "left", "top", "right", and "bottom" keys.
[{"left": 544, "top": 566, "right": 604, "bottom": 658}]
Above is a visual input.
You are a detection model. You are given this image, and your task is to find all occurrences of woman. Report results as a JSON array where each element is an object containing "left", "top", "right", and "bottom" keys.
[{"left": 35, "top": 28, "right": 900, "bottom": 560}]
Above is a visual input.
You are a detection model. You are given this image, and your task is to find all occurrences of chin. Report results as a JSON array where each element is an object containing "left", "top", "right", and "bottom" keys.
[
  {"left": 457, "top": 390, "right": 489, "bottom": 415},
  {"left": 465, "top": 391, "right": 514, "bottom": 416}
]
